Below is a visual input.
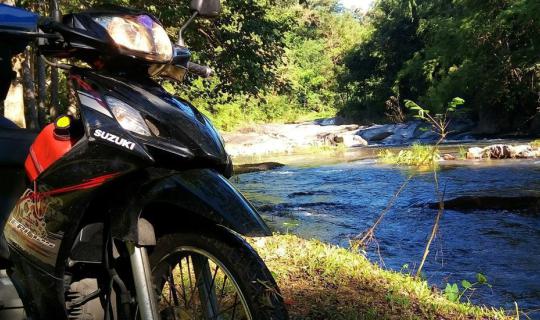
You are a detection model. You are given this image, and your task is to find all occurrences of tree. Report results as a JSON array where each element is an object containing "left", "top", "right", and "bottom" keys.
[{"left": 340, "top": 0, "right": 540, "bottom": 134}]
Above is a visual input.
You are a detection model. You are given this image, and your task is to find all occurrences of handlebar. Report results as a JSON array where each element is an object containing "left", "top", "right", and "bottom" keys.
[{"left": 187, "top": 62, "right": 214, "bottom": 78}]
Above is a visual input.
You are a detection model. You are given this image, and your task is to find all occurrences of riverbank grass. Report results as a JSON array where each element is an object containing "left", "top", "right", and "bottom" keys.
[
  {"left": 250, "top": 234, "right": 510, "bottom": 319},
  {"left": 378, "top": 143, "right": 440, "bottom": 167}
]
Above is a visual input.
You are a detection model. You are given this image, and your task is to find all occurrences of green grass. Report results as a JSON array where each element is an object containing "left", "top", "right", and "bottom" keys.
[
  {"left": 250, "top": 234, "right": 511, "bottom": 320},
  {"left": 458, "top": 145, "right": 468, "bottom": 160},
  {"left": 378, "top": 143, "right": 440, "bottom": 167}
]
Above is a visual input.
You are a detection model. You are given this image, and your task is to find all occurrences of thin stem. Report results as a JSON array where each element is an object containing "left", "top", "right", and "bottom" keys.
[
  {"left": 416, "top": 174, "right": 446, "bottom": 278},
  {"left": 355, "top": 176, "right": 413, "bottom": 245}
]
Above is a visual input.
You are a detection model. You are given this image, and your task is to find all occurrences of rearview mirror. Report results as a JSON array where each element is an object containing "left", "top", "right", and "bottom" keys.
[{"left": 190, "top": 0, "right": 221, "bottom": 18}]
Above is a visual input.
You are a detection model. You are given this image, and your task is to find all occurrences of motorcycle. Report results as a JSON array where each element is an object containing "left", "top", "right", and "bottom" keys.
[{"left": 0, "top": 0, "right": 288, "bottom": 319}]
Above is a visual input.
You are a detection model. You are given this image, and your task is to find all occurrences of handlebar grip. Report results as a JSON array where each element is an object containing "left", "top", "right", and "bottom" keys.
[{"left": 187, "top": 62, "right": 213, "bottom": 78}]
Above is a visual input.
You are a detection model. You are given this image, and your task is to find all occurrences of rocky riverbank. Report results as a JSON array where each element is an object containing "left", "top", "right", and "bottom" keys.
[
  {"left": 223, "top": 118, "right": 476, "bottom": 157},
  {"left": 223, "top": 120, "right": 366, "bottom": 157}
]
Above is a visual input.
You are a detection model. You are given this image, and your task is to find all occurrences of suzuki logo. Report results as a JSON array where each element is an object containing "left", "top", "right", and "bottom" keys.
[{"left": 94, "top": 129, "right": 136, "bottom": 150}]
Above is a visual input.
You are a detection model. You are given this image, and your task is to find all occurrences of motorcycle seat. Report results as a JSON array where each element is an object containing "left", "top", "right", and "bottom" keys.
[{"left": 0, "top": 117, "right": 36, "bottom": 167}]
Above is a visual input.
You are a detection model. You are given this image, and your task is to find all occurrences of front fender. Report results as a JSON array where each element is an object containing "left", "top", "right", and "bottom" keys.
[{"left": 110, "top": 168, "right": 271, "bottom": 242}]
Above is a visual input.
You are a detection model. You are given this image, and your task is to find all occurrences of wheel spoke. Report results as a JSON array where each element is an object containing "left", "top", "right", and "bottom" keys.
[
  {"left": 168, "top": 264, "right": 180, "bottom": 307},
  {"left": 157, "top": 249, "right": 252, "bottom": 320},
  {"left": 231, "top": 293, "right": 239, "bottom": 320},
  {"left": 218, "top": 274, "right": 228, "bottom": 304},
  {"left": 185, "top": 255, "right": 199, "bottom": 318},
  {"left": 178, "top": 257, "right": 189, "bottom": 308}
]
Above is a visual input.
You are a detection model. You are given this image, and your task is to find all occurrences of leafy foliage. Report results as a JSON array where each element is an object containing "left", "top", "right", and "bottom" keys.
[
  {"left": 405, "top": 96, "right": 466, "bottom": 139},
  {"left": 341, "top": 0, "right": 540, "bottom": 133},
  {"left": 444, "top": 273, "right": 492, "bottom": 303},
  {"left": 378, "top": 143, "right": 440, "bottom": 166}
]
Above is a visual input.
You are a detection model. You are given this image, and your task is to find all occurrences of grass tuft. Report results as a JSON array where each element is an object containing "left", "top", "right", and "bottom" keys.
[
  {"left": 378, "top": 143, "right": 440, "bottom": 167},
  {"left": 250, "top": 234, "right": 511, "bottom": 320}
]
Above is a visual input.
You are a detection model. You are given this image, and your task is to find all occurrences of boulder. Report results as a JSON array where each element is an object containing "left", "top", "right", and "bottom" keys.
[
  {"left": 340, "top": 134, "right": 368, "bottom": 147},
  {"left": 465, "top": 144, "right": 537, "bottom": 160},
  {"left": 314, "top": 118, "right": 338, "bottom": 126},
  {"left": 428, "top": 195, "right": 540, "bottom": 215},
  {"left": 442, "top": 154, "right": 456, "bottom": 160},
  {"left": 467, "top": 147, "right": 485, "bottom": 159},
  {"left": 319, "top": 133, "right": 339, "bottom": 146},
  {"left": 357, "top": 122, "right": 426, "bottom": 145},
  {"left": 381, "top": 122, "right": 421, "bottom": 145},
  {"left": 357, "top": 124, "right": 395, "bottom": 142},
  {"left": 486, "top": 145, "right": 512, "bottom": 159},
  {"left": 509, "top": 145, "right": 534, "bottom": 158},
  {"left": 313, "top": 116, "right": 348, "bottom": 126}
]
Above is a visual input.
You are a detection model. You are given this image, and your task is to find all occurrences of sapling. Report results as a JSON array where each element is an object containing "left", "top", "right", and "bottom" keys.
[{"left": 405, "top": 97, "right": 466, "bottom": 277}]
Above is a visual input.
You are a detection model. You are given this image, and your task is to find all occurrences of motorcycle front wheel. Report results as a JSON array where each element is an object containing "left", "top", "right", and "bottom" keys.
[{"left": 150, "top": 228, "right": 288, "bottom": 320}]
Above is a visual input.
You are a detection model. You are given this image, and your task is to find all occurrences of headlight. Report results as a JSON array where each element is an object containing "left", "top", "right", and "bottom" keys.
[
  {"left": 106, "top": 96, "right": 151, "bottom": 136},
  {"left": 94, "top": 15, "right": 172, "bottom": 63}
]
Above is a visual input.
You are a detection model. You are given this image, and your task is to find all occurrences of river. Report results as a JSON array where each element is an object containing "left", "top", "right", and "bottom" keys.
[{"left": 233, "top": 152, "right": 540, "bottom": 314}]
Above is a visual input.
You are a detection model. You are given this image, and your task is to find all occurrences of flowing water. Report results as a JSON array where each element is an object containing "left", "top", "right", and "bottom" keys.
[{"left": 233, "top": 151, "right": 540, "bottom": 315}]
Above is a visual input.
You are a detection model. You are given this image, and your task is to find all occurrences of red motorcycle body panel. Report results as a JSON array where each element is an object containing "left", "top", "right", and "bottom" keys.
[{"left": 24, "top": 124, "right": 77, "bottom": 181}]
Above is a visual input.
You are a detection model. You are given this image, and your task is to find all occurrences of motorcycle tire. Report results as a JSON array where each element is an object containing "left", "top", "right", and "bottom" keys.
[{"left": 150, "top": 227, "right": 288, "bottom": 320}]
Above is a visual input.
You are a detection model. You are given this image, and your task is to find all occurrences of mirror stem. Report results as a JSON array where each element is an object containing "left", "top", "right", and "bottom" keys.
[
  {"left": 177, "top": 11, "right": 199, "bottom": 47},
  {"left": 50, "top": 0, "right": 61, "bottom": 22}
]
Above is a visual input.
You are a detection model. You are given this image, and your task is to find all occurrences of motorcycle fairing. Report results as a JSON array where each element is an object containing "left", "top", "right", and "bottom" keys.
[
  {"left": 4, "top": 71, "right": 154, "bottom": 273},
  {"left": 4, "top": 177, "right": 114, "bottom": 267},
  {"left": 73, "top": 69, "right": 231, "bottom": 174}
]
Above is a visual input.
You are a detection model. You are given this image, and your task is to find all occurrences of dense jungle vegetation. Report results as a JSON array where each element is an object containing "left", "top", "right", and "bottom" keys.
[{"left": 6, "top": 0, "right": 540, "bottom": 133}]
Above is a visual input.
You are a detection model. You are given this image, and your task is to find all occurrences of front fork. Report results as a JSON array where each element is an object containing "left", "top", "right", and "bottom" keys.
[{"left": 128, "top": 242, "right": 160, "bottom": 320}]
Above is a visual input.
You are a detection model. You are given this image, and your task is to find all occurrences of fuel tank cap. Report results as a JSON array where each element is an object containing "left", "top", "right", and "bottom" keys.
[{"left": 54, "top": 115, "right": 71, "bottom": 140}]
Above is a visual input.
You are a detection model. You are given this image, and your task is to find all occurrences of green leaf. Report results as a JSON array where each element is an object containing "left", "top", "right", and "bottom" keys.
[
  {"left": 444, "top": 283, "right": 459, "bottom": 302},
  {"left": 448, "top": 97, "right": 465, "bottom": 110},
  {"left": 404, "top": 100, "right": 423, "bottom": 111},
  {"left": 476, "top": 273, "right": 488, "bottom": 284},
  {"left": 461, "top": 280, "right": 472, "bottom": 289}
]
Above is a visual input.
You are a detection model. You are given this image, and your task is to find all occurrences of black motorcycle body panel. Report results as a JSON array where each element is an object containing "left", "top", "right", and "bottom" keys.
[
  {"left": 73, "top": 69, "right": 231, "bottom": 173},
  {"left": 0, "top": 67, "right": 268, "bottom": 319}
]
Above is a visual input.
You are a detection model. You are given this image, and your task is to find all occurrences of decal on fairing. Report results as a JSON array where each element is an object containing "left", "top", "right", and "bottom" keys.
[
  {"left": 4, "top": 173, "right": 119, "bottom": 265},
  {"left": 77, "top": 90, "right": 113, "bottom": 118},
  {"left": 93, "top": 129, "right": 136, "bottom": 150},
  {"left": 9, "top": 188, "right": 59, "bottom": 248}
]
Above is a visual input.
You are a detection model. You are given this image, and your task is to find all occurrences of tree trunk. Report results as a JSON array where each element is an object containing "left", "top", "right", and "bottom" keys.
[
  {"left": 36, "top": 55, "right": 48, "bottom": 126},
  {"left": 50, "top": 64, "right": 59, "bottom": 118},
  {"left": 22, "top": 48, "right": 39, "bottom": 129},
  {"left": 48, "top": 0, "right": 61, "bottom": 119},
  {"left": 4, "top": 55, "right": 26, "bottom": 127}
]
